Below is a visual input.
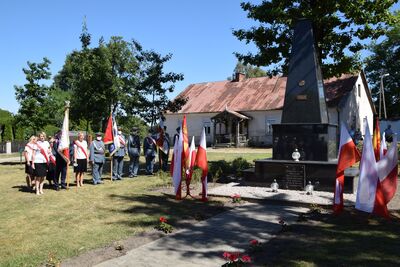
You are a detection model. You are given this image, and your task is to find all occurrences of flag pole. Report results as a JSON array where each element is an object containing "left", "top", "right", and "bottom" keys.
[{"left": 65, "top": 101, "right": 71, "bottom": 189}]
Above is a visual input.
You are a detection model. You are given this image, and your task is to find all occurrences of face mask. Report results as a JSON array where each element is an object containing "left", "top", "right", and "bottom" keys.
[
  {"left": 118, "top": 131, "right": 122, "bottom": 135},
  {"left": 96, "top": 137, "right": 101, "bottom": 141}
]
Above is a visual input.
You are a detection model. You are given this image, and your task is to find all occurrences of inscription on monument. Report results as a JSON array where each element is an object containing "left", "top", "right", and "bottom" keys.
[{"left": 284, "top": 164, "right": 305, "bottom": 190}]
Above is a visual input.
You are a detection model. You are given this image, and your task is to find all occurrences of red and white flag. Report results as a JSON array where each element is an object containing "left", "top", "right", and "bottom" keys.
[
  {"left": 333, "top": 122, "right": 361, "bottom": 213},
  {"left": 355, "top": 120, "right": 381, "bottom": 213},
  {"left": 373, "top": 117, "right": 381, "bottom": 161},
  {"left": 58, "top": 105, "right": 70, "bottom": 163},
  {"left": 171, "top": 127, "right": 183, "bottom": 200},
  {"left": 195, "top": 127, "right": 208, "bottom": 201},
  {"left": 186, "top": 136, "right": 197, "bottom": 184},
  {"left": 374, "top": 134, "right": 398, "bottom": 218},
  {"left": 380, "top": 132, "right": 388, "bottom": 159},
  {"left": 104, "top": 113, "right": 120, "bottom": 156}
]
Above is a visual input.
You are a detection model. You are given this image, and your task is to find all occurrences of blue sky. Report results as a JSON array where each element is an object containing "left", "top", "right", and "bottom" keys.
[
  {"left": 1, "top": 1, "right": 398, "bottom": 114},
  {"left": 0, "top": 0, "right": 259, "bottom": 113}
]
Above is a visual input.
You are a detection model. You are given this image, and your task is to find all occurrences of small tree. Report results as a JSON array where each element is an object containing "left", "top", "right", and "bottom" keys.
[{"left": 3, "top": 123, "right": 13, "bottom": 141}]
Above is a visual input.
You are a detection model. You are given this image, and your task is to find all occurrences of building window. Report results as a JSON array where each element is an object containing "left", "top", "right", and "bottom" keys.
[
  {"left": 204, "top": 122, "right": 211, "bottom": 135},
  {"left": 265, "top": 119, "right": 275, "bottom": 135},
  {"left": 358, "top": 84, "right": 361, "bottom": 97}
]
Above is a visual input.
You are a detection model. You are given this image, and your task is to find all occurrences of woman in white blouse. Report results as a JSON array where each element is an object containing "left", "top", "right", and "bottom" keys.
[
  {"left": 24, "top": 135, "right": 37, "bottom": 191},
  {"left": 73, "top": 132, "right": 88, "bottom": 187},
  {"left": 33, "top": 132, "right": 51, "bottom": 195}
]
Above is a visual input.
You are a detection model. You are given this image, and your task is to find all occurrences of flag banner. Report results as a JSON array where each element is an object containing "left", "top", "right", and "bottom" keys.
[
  {"left": 373, "top": 117, "right": 381, "bottom": 161},
  {"left": 196, "top": 127, "right": 209, "bottom": 201},
  {"left": 333, "top": 122, "right": 361, "bottom": 213},
  {"left": 58, "top": 105, "right": 70, "bottom": 163},
  {"left": 380, "top": 132, "right": 387, "bottom": 159},
  {"left": 374, "top": 134, "right": 398, "bottom": 218},
  {"left": 104, "top": 113, "right": 120, "bottom": 156},
  {"left": 186, "top": 136, "right": 197, "bottom": 186},
  {"left": 355, "top": 120, "right": 379, "bottom": 213},
  {"left": 182, "top": 115, "right": 189, "bottom": 169},
  {"left": 156, "top": 120, "right": 168, "bottom": 154},
  {"left": 172, "top": 127, "right": 183, "bottom": 199}
]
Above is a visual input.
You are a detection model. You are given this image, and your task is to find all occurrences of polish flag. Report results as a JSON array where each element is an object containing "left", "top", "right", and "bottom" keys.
[
  {"left": 58, "top": 104, "right": 70, "bottom": 163},
  {"left": 374, "top": 134, "right": 398, "bottom": 218},
  {"left": 355, "top": 120, "right": 381, "bottom": 213},
  {"left": 171, "top": 127, "right": 183, "bottom": 200},
  {"left": 182, "top": 115, "right": 190, "bottom": 170},
  {"left": 186, "top": 136, "right": 197, "bottom": 185},
  {"left": 195, "top": 127, "right": 208, "bottom": 201},
  {"left": 380, "top": 132, "right": 388, "bottom": 159},
  {"left": 373, "top": 117, "right": 381, "bottom": 161},
  {"left": 333, "top": 122, "right": 361, "bottom": 213}
]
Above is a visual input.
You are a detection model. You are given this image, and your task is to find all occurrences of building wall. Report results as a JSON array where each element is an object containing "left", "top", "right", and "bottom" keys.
[
  {"left": 164, "top": 113, "right": 216, "bottom": 145},
  {"left": 339, "top": 75, "right": 374, "bottom": 135}
]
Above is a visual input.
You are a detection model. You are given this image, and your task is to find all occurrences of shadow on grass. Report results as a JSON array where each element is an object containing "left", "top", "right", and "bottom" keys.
[{"left": 254, "top": 209, "right": 400, "bottom": 267}]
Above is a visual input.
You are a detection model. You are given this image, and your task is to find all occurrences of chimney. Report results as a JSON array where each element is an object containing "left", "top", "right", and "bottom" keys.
[{"left": 232, "top": 72, "right": 245, "bottom": 82}]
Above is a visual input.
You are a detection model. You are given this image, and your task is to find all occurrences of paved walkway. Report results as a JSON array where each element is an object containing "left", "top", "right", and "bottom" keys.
[{"left": 95, "top": 203, "right": 308, "bottom": 267}]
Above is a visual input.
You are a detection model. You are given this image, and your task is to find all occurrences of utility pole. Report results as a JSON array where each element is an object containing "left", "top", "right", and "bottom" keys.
[{"left": 379, "top": 73, "right": 389, "bottom": 119}]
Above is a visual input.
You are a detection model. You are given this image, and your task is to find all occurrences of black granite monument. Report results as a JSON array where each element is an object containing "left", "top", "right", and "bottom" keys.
[{"left": 245, "top": 19, "right": 357, "bottom": 192}]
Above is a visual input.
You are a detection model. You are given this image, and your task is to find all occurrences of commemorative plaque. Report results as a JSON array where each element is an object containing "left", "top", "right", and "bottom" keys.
[{"left": 284, "top": 164, "right": 305, "bottom": 190}]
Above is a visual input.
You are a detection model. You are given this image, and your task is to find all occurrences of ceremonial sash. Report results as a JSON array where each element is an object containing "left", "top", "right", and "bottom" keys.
[
  {"left": 36, "top": 142, "right": 50, "bottom": 164},
  {"left": 25, "top": 143, "right": 35, "bottom": 161},
  {"left": 49, "top": 154, "right": 56, "bottom": 165},
  {"left": 119, "top": 135, "right": 126, "bottom": 146},
  {"left": 75, "top": 140, "right": 88, "bottom": 159},
  {"left": 93, "top": 141, "right": 105, "bottom": 154}
]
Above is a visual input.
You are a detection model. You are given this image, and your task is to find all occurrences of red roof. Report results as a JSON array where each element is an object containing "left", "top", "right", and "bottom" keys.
[{"left": 173, "top": 73, "right": 359, "bottom": 114}]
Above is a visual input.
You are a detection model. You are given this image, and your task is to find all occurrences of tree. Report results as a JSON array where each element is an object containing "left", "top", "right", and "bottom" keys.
[
  {"left": 232, "top": 61, "right": 267, "bottom": 79},
  {"left": 365, "top": 14, "right": 400, "bottom": 117},
  {"left": 14, "top": 58, "right": 52, "bottom": 134},
  {"left": 130, "top": 40, "right": 184, "bottom": 126},
  {"left": 233, "top": 1, "right": 398, "bottom": 78}
]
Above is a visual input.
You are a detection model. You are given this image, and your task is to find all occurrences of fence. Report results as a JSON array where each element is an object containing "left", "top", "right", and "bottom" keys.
[{"left": 0, "top": 141, "right": 26, "bottom": 154}]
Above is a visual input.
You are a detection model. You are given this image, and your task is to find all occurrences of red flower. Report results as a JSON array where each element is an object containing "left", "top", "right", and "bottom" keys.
[
  {"left": 250, "top": 239, "right": 259, "bottom": 245},
  {"left": 232, "top": 194, "right": 241, "bottom": 199},
  {"left": 241, "top": 255, "right": 251, "bottom": 263},
  {"left": 159, "top": 216, "right": 167, "bottom": 223},
  {"left": 228, "top": 252, "right": 240, "bottom": 262},
  {"left": 222, "top": 252, "right": 231, "bottom": 259}
]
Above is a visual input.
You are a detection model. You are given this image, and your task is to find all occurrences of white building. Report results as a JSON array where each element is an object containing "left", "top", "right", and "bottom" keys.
[{"left": 165, "top": 72, "right": 375, "bottom": 147}]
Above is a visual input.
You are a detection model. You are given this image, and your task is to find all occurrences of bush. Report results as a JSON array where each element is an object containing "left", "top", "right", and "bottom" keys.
[
  {"left": 231, "top": 157, "right": 252, "bottom": 176},
  {"left": 3, "top": 123, "right": 13, "bottom": 141},
  {"left": 208, "top": 160, "right": 232, "bottom": 181}
]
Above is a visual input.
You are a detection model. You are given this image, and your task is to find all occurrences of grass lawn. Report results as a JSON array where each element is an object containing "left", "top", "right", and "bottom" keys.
[
  {"left": 0, "top": 149, "right": 266, "bottom": 267},
  {"left": 0, "top": 152, "right": 20, "bottom": 159}
]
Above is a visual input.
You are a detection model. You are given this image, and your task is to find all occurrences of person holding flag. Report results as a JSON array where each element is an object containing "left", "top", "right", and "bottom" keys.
[
  {"left": 73, "top": 132, "right": 88, "bottom": 187},
  {"left": 89, "top": 132, "right": 106, "bottom": 185},
  {"left": 103, "top": 113, "right": 121, "bottom": 180},
  {"left": 111, "top": 127, "right": 127, "bottom": 180},
  {"left": 33, "top": 132, "right": 51, "bottom": 195},
  {"left": 54, "top": 101, "right": 71, "bottom": 190},
  {"left": 143, "top": 129, "right": 157, "bottom": 175}
]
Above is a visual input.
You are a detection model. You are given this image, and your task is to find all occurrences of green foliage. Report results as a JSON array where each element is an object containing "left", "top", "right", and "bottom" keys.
[
  {"left": 2, "top": 123, "right": 13, "bottom": 141},
  {"left": 233, "top": 61, "right": 267, "bottom": 78},
  {"left": 231, "top": 157, "right": 252, "bottom": 176},
  {"left": 365, "top": 12, "right": 400, "bottom": 117},
  {"left": 208, "top": 160, "right": 232, "bottom": 180},
  {"left": 0, "top": 108, "right": 13, "bottom": 124},
  {"left": 54, "top": 29, "right": 184, "bottom": 132},
  {"left": 14, "top": 57, "right": 53, "bottom": 134},
  {"left": 43, "top": 125, "right": 60, "bottom": 137},
  {"left": 14, "top": 126, "right": 24, "bottom": 141},
  {"left": 233, "top": 1, "right": 398, "bottom": 78}
]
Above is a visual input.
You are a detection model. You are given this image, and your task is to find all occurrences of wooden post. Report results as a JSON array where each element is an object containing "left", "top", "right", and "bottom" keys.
[
  {"left": 236, "top": 120, "right": 240, "bottom": 148},
  {"left": 110, "top": 155, "right": 113, "bottom": 182}
]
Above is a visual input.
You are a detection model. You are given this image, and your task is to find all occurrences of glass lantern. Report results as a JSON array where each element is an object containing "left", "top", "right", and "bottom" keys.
[
  {"left": 305, "top": 181, "right": 314, "bottom": 195},
  {"left": 271, "top": 179, "right": 279, "bottom": 192},
  {"left": 292, "top": 149, "right": 300, "bottom": 161}
]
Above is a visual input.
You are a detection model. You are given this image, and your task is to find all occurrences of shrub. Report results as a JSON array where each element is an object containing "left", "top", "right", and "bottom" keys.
[
  {"left": 231, "top": 157, "right": 252, "bottom": 176},
  {"left": 208, "top": 160, "right": 232, "bottom": 180}
]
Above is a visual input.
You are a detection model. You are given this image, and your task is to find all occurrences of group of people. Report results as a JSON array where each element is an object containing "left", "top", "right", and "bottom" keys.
[{"left": 23, "top": 126, "right": 172, "bottom": 194}]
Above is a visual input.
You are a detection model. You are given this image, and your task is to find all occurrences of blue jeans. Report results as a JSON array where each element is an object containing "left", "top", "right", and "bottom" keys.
[
  {"left": 145, "top": 156, "right": 155, "bottom": 174},
  {"left": 129, "top": 156, "right": 139, "bottom": 176},
  {"left": 112, "top": 156, "right": 124, "bottom": 179},
  {"left": 92, "top": 162, "right": 103, "bottom": 184}
]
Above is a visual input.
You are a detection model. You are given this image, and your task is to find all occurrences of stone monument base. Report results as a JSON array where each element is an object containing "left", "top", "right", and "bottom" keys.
[{"left": 244, "top": 158, "right": 358, "bottom": 193}]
